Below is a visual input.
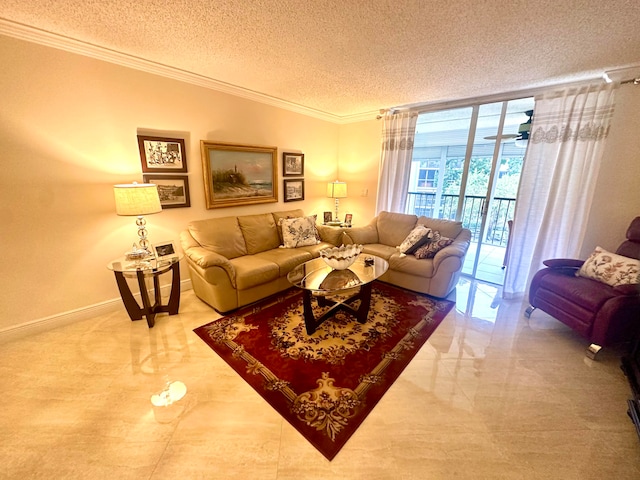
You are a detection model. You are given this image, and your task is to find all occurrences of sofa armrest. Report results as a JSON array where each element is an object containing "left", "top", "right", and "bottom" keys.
[
  {"left": 543, "top": 258, "right": 584, "bottom": 269},
  {"left": 185, "top": 246, "right": 236, "bottom": 287},
  {"left": 316, "top": 224, "right": 346, "bottom": 246},
  {"left": 432, "top": 229, "right": 471, "bottom": 271}
]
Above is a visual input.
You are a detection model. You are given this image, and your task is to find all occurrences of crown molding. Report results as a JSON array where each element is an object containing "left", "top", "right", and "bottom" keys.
[{"left": 0, "top": 18, "right": 374, "bottom": 125}]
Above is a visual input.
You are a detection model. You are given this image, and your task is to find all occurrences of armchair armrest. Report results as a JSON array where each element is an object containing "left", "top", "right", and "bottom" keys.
[
  {"left": 184, "top": 246, "right": 237, "bottom": 287},
  {"left": 543, "top": 258, "right": 584, "bottom": 269}
]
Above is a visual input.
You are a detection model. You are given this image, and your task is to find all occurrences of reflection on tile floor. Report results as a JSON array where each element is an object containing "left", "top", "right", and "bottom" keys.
[{"left": 1, "top": 279, "right": 639, "bottom": 479}]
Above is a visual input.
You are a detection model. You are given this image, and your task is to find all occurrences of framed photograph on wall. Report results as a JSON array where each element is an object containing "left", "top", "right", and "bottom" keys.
[
  {"left": 143, "top": 174, "right": 191, "bottom": 209},
  {"left": 283, "top": 179, "right": 304, "bottom": 202},
  {"left": 282, "top": 152, "right": 304, "bottom": 176},
  {"left": 201, "top": 141, "right": 278, "bottom": 209},
  {"left": 137, "top": 135, "right": 187, "bottom": 173}
]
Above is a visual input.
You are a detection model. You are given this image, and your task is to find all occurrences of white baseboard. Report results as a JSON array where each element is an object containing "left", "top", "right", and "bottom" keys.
[{"left": 0, "top": 279, "right": 193, "bottom": 343}]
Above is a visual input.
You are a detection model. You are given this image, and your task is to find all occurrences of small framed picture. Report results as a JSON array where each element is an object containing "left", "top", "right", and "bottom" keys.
[
  {"left": 282, "top": 152, "right": 304, "bottom": 176},
  {"left": 153, "top": 240, "right": 178, "bottom": 260},
  {"left": 323, "top": 211, "right": 333, "bottom": 224},
  {"left": 137, "top": 135, "right": 187, "bottom": 173},
  {"left": 283, "top": 179, "right": 304, "bottom": 202},
  {"left": 143, "top": 174, "right": 191, "bottom": 209},
  {"left": 344, "top": 213, "right": 353, "bottom": 225}
]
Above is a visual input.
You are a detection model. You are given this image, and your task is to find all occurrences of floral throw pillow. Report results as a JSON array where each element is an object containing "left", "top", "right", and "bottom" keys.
[
  {"left": 280, "top": 216, "right": 320, "bottom": 248},
  {"left": 397, "top": 225, "right": 433, "bottom": 256},
  {"left": 413, "top": 231, "right": 454, "bottom": 259},
  {"left": 577, "top": 246, "right": 640, "bottom": 287},
  {"left": 278, "top": 214, "right": 321, "bottom": 244}
]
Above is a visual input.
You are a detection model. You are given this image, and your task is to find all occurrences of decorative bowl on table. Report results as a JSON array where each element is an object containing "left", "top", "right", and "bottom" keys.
[{"left": 319, "top": 244, "right": 363, "bottom": 270}]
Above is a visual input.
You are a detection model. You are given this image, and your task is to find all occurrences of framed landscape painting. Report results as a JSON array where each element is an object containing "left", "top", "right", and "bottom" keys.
[
  {"left": 137, "top": 135, "right": 187, "bottom": 173},
  {"left": 143, "top": 174, "right": 191, "bottom": 209},
  {"left": 200, "top": 141, "right": 278, "bottom": 209}
]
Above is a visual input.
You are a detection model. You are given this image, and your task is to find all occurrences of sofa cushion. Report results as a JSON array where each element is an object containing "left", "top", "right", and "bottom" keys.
[
  {"left": 417, "top": 216, "right": 463, "bottom": 239},
  {"left": 388, "top": 252, "right": 435, "bottom": 278},
  {"left": 344, "top": 222, "right": 379, "bottom": 245},
  {"left": 253, "top": 248, "right": 313, "bottom": 276},
  {"left": 577, "top": 246, "right": 640, "bottom": 287},
  {"left": 362, "top": 243, "right": 398, "bottom": 260},
  {"left": 237, "top": 213, "right": 281, "bottom": 254},
  {"left": 280, "top": 216, "right": 320, "bottom": 248},
  {"left": 188, "top": 216, "right": 247, "bottom": 259},
  {"left": 377, "top": 211, "right": 418, "bottom": 247},
  {"left": 231, "top": 256, "right": 280, "bottom": 290}
]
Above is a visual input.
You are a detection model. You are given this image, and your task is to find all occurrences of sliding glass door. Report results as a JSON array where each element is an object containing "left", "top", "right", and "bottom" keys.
[{"left": 407, "top": 97, "right": 534, "bottom": 285}]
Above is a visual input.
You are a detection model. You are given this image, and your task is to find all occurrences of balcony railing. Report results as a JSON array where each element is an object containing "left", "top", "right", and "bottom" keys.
[{"left": 406, "top": 192, "right": 515, "bottom": 247}]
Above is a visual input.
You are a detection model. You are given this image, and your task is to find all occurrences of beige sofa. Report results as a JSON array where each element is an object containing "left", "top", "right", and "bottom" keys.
[
  {"left": 181, "top": 209, "right": 471, "bottom": 313},
  {"left": 342, "top": 211, "right": 471, "bottom": 298},
  {"left": 180, "top": 209, "right": 344, "bottom": 312}
]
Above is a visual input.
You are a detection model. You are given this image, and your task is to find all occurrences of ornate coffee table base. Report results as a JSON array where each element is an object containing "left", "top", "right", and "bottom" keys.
[{"left": 302, "top": 283, "right": 373, "bottom": 335}]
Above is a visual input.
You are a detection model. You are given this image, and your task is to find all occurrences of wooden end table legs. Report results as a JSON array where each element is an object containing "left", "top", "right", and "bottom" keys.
[
  {"left": 302, "top": 282, "right": 373, "bottom": 335},
  {"left": 113, "top": 262, "right": 181, "bottom": 328}
]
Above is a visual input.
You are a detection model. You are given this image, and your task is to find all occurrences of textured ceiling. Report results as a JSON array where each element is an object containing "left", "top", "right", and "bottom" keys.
[{"left": 1, "top": 0, "right": 639, "bottom": 118}]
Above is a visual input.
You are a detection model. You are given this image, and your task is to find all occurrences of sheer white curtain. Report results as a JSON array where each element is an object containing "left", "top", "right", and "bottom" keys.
[
  {"left": 375, "top": 111, "right": 418, "bottom": 214},
  {"left": 503, "top": 82, "right": 618, "bottom": 299}
]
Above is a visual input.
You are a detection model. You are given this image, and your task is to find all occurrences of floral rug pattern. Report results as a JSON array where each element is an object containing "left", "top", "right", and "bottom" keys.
[{"left": 194, "top": 281, "right": 454, "bottom": 460}]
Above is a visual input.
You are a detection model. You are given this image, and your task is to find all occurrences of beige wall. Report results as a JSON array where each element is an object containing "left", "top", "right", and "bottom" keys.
[
  {"left": 0, "top": 35, "right": 340, "bottom": 331},
  {"left": 336, "top": 119, "right": 381, "bottom": 223},
  {"left": 581, "top": 85, "right": 640, "bottom": 256}
]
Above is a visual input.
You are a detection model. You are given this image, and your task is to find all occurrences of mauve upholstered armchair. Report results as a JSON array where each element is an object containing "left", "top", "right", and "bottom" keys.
[{"left": 525, "top": 217, "right": 640, "bottom": 358}]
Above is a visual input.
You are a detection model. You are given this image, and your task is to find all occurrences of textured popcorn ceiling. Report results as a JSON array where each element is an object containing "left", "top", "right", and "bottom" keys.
[{"left": 1, "top": 0, "right": 639, "bottom": 118}]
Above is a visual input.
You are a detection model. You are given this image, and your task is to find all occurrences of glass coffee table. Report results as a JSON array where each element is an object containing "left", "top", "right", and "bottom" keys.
[{"left": 287, "top": 255, "right": 389, "bottom": 335}]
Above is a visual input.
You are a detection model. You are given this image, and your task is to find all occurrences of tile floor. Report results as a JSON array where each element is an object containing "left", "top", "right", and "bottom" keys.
[{"left": 1, "top": 279, "right": 640, "bottom": 479}]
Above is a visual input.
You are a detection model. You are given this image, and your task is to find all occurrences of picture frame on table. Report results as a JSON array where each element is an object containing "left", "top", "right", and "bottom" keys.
[
  {"left": 283, "top": 179, "right": 304, "bottom": 202},
  {"left": 200, "top": 141, "right": 278, "bottom": 209},
  {"left": 143, "top": 174, "right": 191, "bottom": 209},
  {"left": 137, "top": 135, "right": 187, "bottom": 173},
  {"left": 282, "top": 152, "right": 304, "bottom": 176},
  {"left": 323, "top": 211, "right": 333, "bottom": 224},
  {"left": 344, "top": 213, "right": 353, "bottom": 226},
  {"left": 153, "top": 240, "right": 178, "bottom": 261}
]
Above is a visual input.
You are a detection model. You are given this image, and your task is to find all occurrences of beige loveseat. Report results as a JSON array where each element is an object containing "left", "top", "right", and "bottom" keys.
[
  {"left": 342, "top": 211, "right": 471, "bottom": 298},
  {"left": 180, "top": 209, "right": 344, "bottom": 312}
]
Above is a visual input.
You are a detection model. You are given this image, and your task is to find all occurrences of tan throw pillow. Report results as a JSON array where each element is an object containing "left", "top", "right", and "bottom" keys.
[
  {"left": 414, "top": 231, "right": 454, "bottom": 259},
  {"left": 577, "top": 246, "right": 640, "bottom": 287},
  {"left": 397, "top": 225, "right": 433, "bottom": 256},
  {"left": 280, "top": 216, "right": 321, "bottom": 248}
]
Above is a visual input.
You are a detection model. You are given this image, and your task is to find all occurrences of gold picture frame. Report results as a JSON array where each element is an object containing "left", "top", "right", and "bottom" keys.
[{"left": 200, "top": 141, "right": 278, "bottom": 209}]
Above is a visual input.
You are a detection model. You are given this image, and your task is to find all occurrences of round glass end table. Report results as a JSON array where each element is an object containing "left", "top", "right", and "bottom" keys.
[{"left": 107, "top": 254, "right": 182, "bottom": 328}]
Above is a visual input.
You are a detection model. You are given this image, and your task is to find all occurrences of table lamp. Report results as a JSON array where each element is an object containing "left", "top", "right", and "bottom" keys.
[
  {"left": 326, "top": 180, "right": 347, "bottom": 222},
  {"left": 114, "top": 182, "right": 162, "bottom": 252}
]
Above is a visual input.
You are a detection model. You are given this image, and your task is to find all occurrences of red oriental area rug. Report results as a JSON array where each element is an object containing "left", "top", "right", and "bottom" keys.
[{"left": 194, "top": 281, "right": 454, "bottom": 460}]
